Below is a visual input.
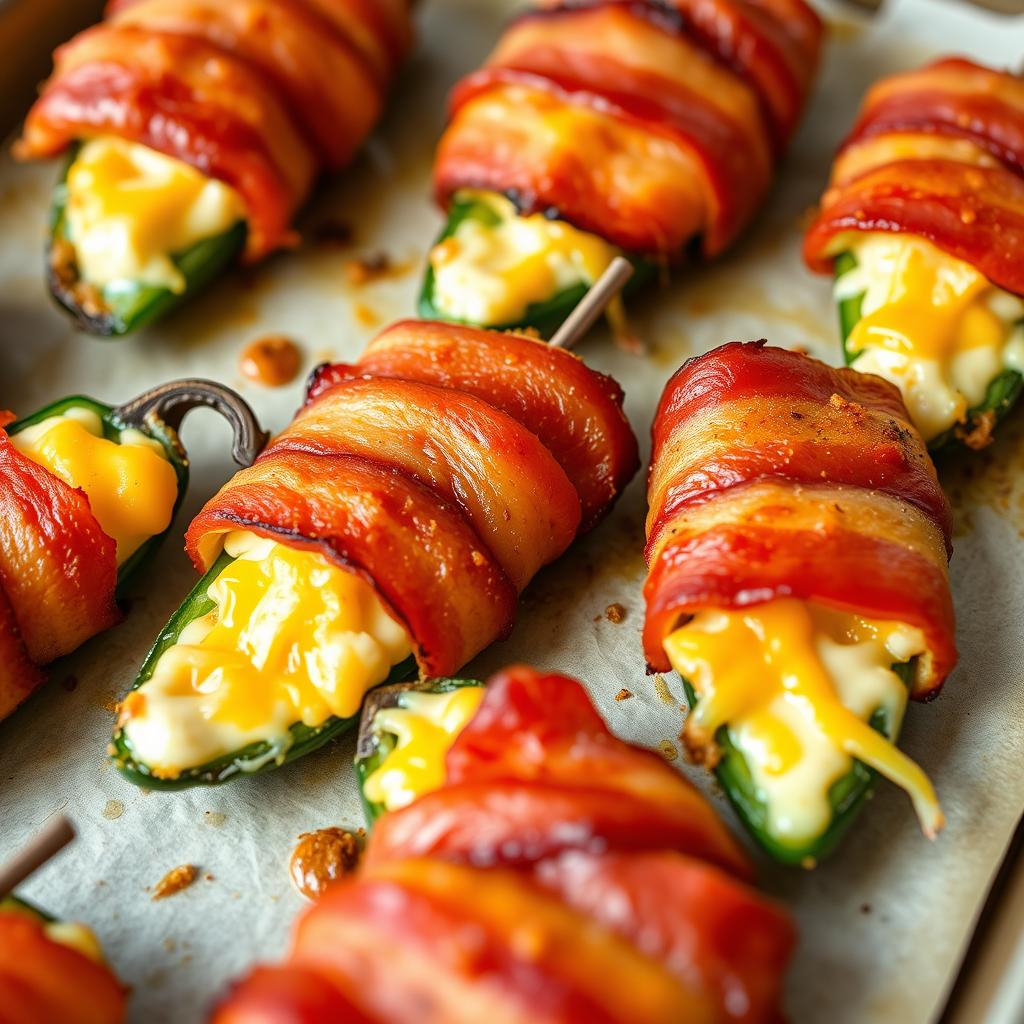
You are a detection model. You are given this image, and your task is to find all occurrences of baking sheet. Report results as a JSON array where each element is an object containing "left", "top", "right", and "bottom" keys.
[{"left": 2, "top": 1, "right": 1024, "bottom": 1021}]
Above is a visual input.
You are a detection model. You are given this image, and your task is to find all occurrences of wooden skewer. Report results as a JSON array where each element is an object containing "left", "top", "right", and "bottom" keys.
[
  {"left": 0, "top": 815, "right": 75, "bottom": 901},
  {"left": 549, "top": 256, "right": 634, "bottom": 351}
]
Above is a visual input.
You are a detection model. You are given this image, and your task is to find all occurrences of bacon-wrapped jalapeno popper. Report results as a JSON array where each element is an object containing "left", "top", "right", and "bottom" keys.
[
  {"left": 111, "top": 322, "right": 639, "bottom": 788},
  {"left": 644, "top": 341, "right": 957, "bottom": 866},
  {"left": 216, "top": 666, "right": 795, "bottom": 1024},
  {"left": 15, "top": 0, "right": 412, "bottom": 336},
  {"left": 0, "top": 896, "right": 125, "bottom": 1023},
  {"left": 420, "top": 0, "right": 823, "bottom": 336},
  {"left": 804, "top": 58, "right": 1024, "bottom": 450},
  {"left": 0, "top": 395, "right": 185, "bottom": 721}
]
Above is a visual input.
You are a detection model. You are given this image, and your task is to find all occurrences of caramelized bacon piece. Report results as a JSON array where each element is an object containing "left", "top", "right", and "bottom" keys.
[
  {"left": 17, "top": 0, "right": 413, "bottom": 261},
  {"left": 0, "top": 912, "right": 125, "bottom": 1024},
  {"left": 214, "top": 668, "right": 793, "bottom": 1024},
  {"left": 436, "top": 0, "right": 821, "bottom": 259},
  {"left": 0, "top": 414, "right": 120, "bottom": 717},
  {"left": 643, "top": 342, "right": 957, "bottom": 699},
  {"left": 187, "top": 321, "right": 638, "bottom": 677},
  {"left": 805, "top": 58, "right": 1024, "bottom": 296}
]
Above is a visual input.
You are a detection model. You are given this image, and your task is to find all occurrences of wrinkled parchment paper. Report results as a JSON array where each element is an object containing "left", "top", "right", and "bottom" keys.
[{"left": 2, "top": 1, "right": 1024, "bottom": 1020}]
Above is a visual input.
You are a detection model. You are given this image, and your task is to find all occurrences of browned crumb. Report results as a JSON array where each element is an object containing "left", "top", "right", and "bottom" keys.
[
  {"left": 290, "top": 828, "right": 362, "bottom": 901},
  {"left": 344, "top": 252, "right": 411, "bottom": 286},
  {"left": 152, "top": 864, "right": 199, "bottom": 901},
  {"left": 956, "top": 409, "right": 997, "bottom": 451},
  {"left": 658, "top": 739, "right": 679, "bottom": 762},
  {"left": 614, "top": 688, "right": 633, "bottom": 701},
  {"left": 239, "top": 335, "right": 302, "bottom": 388},
  {"left": 681, "top": 724, "right": 721, "bottom": 770},
  {"left": 604, "top": 602, "right": 627, "bottom": 624}
]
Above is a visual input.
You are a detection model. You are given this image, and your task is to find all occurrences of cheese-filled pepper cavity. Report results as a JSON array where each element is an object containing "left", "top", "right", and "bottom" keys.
[
  {"left": 643, "top": 342, "right": 957, "bottom": 867},
  {"left": 111, "top": 320, "right": 639, "bottom": 788},
  {"left": 805, "top": 58, "right": 1024, "bottom": 450},
  {"left": 421, "top": 0, "right": 823, "bottom": 336},
  {"left": 15, "top": 0, "right": 414, "bottom": 335}
]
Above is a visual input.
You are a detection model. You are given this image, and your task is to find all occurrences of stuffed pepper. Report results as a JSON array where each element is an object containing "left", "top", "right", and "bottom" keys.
[
  {"left": 15, "top": 0, "right": 413, "bottom": 336},
  {"left": 421, "top": 0, "right": 823, "bottom": 336},
  {"left": 215, "top": 665, "right": 794, "bottom": 1024},
  {"left": 643, "top": 341, "right": 957, "bottom": 866},
  {"left": 0, "top": 383, "right": 225, "bottom": 722},
  {"left": 0, "top": 896, "right": 125, "bottom": 1022},
  {"left": 804, "top": 58, "right": 1024, "bottom": 449},
  {"left": 111, "top": 320, "right": 639, "bottom": 788}
]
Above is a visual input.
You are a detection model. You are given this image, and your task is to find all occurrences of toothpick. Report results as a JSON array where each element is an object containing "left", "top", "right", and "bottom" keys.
[
  {"left": 549, "top": 256, "right": 634, "bottom": 351},
  {"left": 0, "top": 816, "right": 75, "bottom": 901}
]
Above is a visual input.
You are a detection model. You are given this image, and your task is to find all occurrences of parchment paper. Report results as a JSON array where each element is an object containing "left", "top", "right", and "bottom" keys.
[{"left": 2, "top": 2, "right": 1023, "bottom": 1021}]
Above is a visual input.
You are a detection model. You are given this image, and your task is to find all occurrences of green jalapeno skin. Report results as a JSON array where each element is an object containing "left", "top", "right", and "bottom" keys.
[
  {"left": 682, "top": 660, "right": 915, "bottom": 867},
  {"left": 110, "top": 550, "right": 418, "bottom": 790},
  {"left": 0, "top": 895, "right": 54, "bottom": 922},
  {"left": 355, "top": 677, "right": 485, "bottom": 828},
  {"left": 834, "top": 251, "right": 1023, "bottom": 452},
  {"left": 6, "top": 396, "right": 188, "bottom": 600},
  {"left": 48, "top": 148, "right": 246, "bottom": 338},
  {"left": 418, "top": 193, "right": 655, "bottom": 336}
]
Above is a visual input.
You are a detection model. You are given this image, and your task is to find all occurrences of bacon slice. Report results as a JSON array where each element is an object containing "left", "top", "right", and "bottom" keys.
[
  {"left": 215, "top": 667, "right": 792, "bottom": 1024},
  {"left": 643, "top": 342, "right": 957, "bottom": 699},
  {"left": 308, "top": 321, "right": 639, "bottom": 532},
  {"left": 187, "top": 320, "right": 637, "bottom": 677},
  {"left": 436, "top": 0, "right": 821, "bottom": 259},
  {"left": 0, "top": 586, "right": 43, "bottom": 722},
  {"left": 0, "top": 414, "right": 120, "bottom": 703},
  {"left": 804, "top": 58, "right": 1024, "bottom": 296},
  {"left": 17, "top": 1, "right": 412, "bottom": 261},
  {"left": 0, "top": 912, "right": 125, "bottom": 1024}
]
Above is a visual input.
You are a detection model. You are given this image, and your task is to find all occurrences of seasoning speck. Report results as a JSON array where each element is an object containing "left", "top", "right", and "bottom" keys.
[
  {"left": 289, "top": 828, "right": 362, "bottom": 902},
  {"left": 152, "top": 864, "right": 199, "bottom": 901},
  {"left": 604, "top": 602, "right": 626, "bottom": 624},
  {"left": 659, "top": 739, "right": 679, "bottom": 762},
  {"left": 654, "top": 674, "right": 676, "bottom": 706},
  {"left": 614, "top": 688, "right": 633, "bottom": 701},
  {"left": 240, "top": 335, "right": 302, "bottom": 387},
  {"left": 102, "top": 799, "right": 124, "bottom": 820}
]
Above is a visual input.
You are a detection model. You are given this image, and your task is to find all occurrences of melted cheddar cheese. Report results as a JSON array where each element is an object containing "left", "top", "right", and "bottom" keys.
[
  {"left": 836, "top": 233, "right": 1024, "bottom": 440},
  {"left": 430, "top": 189, "right": 621, "bottom": 326},
  {"left": 664, "top": 598, "right": 942, "bottom": 847},
  {"left": 65, "top": 137, "right": 244, "bottom": 293},
  {"left": 119, "top": 532, "right": 412, "bottom": 777},
  {"left": 362, "top": 686, "right": 485, "bottom": 813},
  {"left": 11, "top": 406, "right": 178, "bottom": 564}
]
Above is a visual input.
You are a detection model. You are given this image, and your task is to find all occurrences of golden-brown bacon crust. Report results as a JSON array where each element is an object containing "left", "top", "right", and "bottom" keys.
[
  {"left": 307, "top": 320, "right": 640, "bottom": 532},
  {"left": 0, "top": 912, "right": 126, "bottom": 1024},
  {"left": 643, "top": 342, "right": 957, "bottom": 699},
  {"left": 17, "top": 1, "right": 412, "bottom": 261},
  {"left": 435, "top": 0, "right": 821, "bottom": 259},
  {"left": 214, "top": 668, "right": 795, "bottom": 1024},
  {"left": 804, "top": 58, "right": 1024, "bottom": 296},
  {"left": 187, "top": 321, "right": 637, "bottom": 677},
  {"left": 0, "top": 414, "right": 121, "bottom": 718}
]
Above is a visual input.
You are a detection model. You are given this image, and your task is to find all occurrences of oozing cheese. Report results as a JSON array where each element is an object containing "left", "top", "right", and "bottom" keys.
[
  {"left": 10, "top": 406, "right": 177, "bottom": 564},
  {"left": 430, "top": 189, "right": 621, "bottom": 326},
  {"left": 65, "top": 137, "right": 244, "bottom": 293},
  {"left": 362, "top": 686, "right": 485, "bottom": 813},
  {"left": 664, "top": 599, "right": 941, "bottom": 849},
  {"left": 119, "top": 532, "right": 412, "bottom": 777},
  {"left": 836, "top": 233, "right": 1024, "bottom": 440}
]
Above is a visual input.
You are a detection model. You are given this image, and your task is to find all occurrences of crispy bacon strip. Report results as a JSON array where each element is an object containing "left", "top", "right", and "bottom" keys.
[
  {"left": 436, "top": 0, "right": 821, "bottom": 259},
  {"left": 17, "top": 1, "right": 412, "bottom": 261},
  {"left": 187, "top": 321, "right": 638, "bottom": 677},
  {"left": 0, "top": 414, "right": 121, "bottom": 717},
  {"left": 643, "top": 342, "right": 957, "bottom": 699},
  {"left": 0, "top": 912, "right": 125, "bottom": 1024},
  {"left": 804, "top": 58, "right": 1024, "bottom": 296},
  {"left": 214, "top": 667, "right": 794, "bottom": 1024}
]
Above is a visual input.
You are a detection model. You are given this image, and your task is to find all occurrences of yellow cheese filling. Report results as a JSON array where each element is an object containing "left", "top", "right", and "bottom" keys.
[
  {"left": 429, "top": 189, "right": 622, "bottom": 326},
  {"left": 835, "top": 232, "right": 1024, "bottom": 440},
  {"left": 11, "top": 406, "right": 178, "bottom": 564},
  {"left": 65, "top": 137, "right": 245, "bottom": 293},
  {"left": 362, "top": 685, "right": 485, "bottom": 813},
  {"left": 664, "top": 598, "right": 942, "bottom": 846},
  {"left": 119, "top": 531, "right": 412, "bottom": 777}
]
